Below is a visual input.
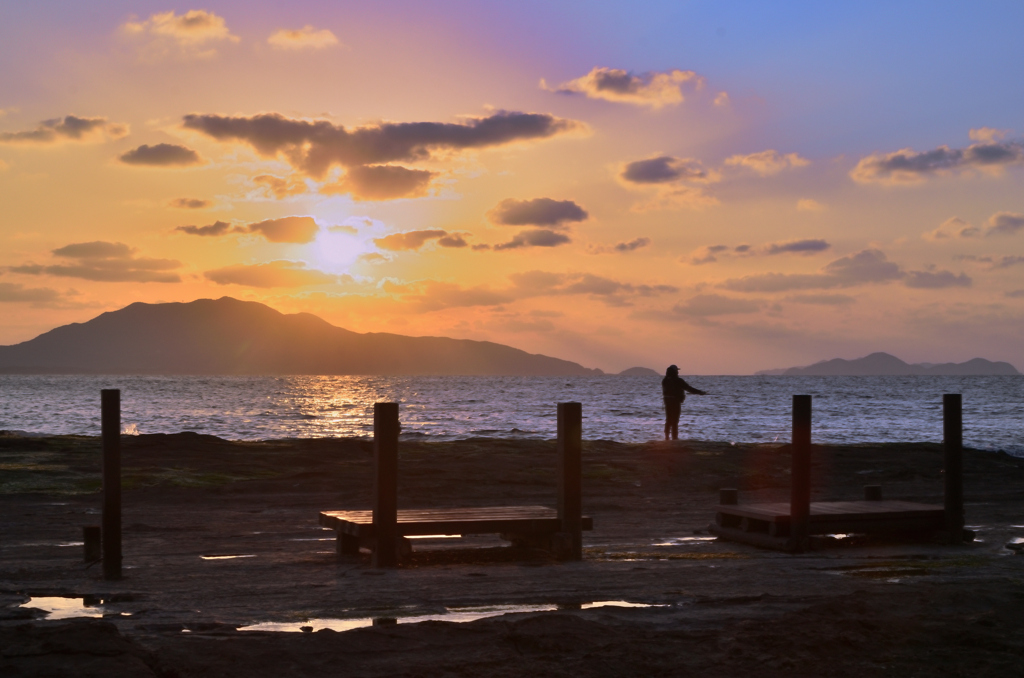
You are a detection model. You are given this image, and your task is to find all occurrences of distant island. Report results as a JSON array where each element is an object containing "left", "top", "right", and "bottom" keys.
[
  {"left": 756, "top": 352, "right": 1020, "bottom": 376},
  {"left": 0, "top": 297, "right": 603, "bottom": 376},
  {"left": 617, "top": 367, "right": 661, "bottom": 377}
]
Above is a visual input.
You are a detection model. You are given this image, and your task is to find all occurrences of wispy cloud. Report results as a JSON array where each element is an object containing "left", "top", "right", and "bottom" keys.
[
  {"left": 0, "top": 115, "right": 128, "bottom": 145},
  {"left": 542, "top": 67, "right": 705, "bottom": 109},
  {"left": 167, "top": 197, "right": 211, "bottom": 209},
  {"left": 719, "top": 249, "right": 903, "bottom": 292},
  {"left": 10, "top": 241, "right": 181, "bottom": 283},
  {"left": 121, "top": 10, "right": 239, "bottom": 61},
  {"left": 175, "top": 215, "right": 321, "bottom": 243},
  {"left": 724, "top": 150, "right": 809, "bottom": 176},
  {"left": 375, "top": 230, "right": 468, "bottom": 251},
  {"left": 204, "top": 261, "right": 341, "bottom": 288},
  {"left": 268, "top": 25, "right": 339, "bottom": 50},
  {"left": 851, "top": 133, "right": 1024, "bottom": 185},
  {"left": 673, "top": 293, "right": 762, "bottom": 316}
]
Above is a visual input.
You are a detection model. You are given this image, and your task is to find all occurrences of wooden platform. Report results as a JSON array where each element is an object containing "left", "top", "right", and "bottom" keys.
[
  {"left": 320, "top": 506, "right": 593, "bottom": 556},
  {"left": 713, "top": 499, "right": 946, "bottom": 538}
]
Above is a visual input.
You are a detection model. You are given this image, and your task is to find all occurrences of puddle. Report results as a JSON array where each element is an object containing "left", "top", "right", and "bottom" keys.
[
  {"left": 239, "top": 604, "right": 562, "bottom": 632},
  {"left": 19, "top": 596, "right": 103, "bottom": 620},
  {"left": 290, "top": 538, "right": 335, "bottom": 542},
  {"left": 652, "top": 537, "right": 716, "bottom": 547},
  {"left": 200, "top": 554, "right": 256, "bottom": 560},
  {"left": 408, "top": 535, "right": 461, "bottom": 540}
]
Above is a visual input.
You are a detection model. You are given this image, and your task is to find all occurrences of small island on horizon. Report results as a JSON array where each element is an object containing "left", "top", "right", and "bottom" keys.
[{"left": 756, "top": 351, "right": 1020, "bottom": 376}]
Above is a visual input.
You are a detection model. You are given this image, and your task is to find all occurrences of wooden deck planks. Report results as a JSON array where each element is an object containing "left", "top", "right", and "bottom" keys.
[{"left": 714, "top": 499, "right": 945, "bottom": 535}]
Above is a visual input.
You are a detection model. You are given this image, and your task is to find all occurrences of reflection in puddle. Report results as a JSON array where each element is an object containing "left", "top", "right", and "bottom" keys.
[
  {"left": 408, "top": 535, "right": 461, "bottom": 540},
  {"left": 20, "top": 596, "right": 103, "bottom": 620},
  {"left": 239, "top": 604, "right": 560, "bottom": 632},
  {"left": 200, "top": 554, "right": 256, "bottom": 560},
  {"left": 238, "top": 601, "right": 673, "bottom": 633},
  {"left": 290, "top": 538, "right": 335, "bottom": 542},
  {"left": 652, "top": 537, "right": 717, "bottom": 547}
]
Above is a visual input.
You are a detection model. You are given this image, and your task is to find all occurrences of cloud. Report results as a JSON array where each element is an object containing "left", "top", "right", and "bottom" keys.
[
  {"left": 763, "top": 239, "right": 831, "bottom": 255},
  {"left": 121, "top": 10, "right": 239, "bottom": 60},
  {"left": 176, "top": 220, "right": 236, "bottom": 237},
  {"left": 687, "top": 244, "right": 734, "bottom": 265},
  {"left": 673, "top": 294, "right": 762, "bottom": 316},
  {"left": 173, "top": 215, "right": 320, "bottom": 242},
  {"left": 508, "top": 271, "right": 677, "bottom": 306},
  {"left": 970, "top": 127, "right": 1008, "bottom": 143},
  {"left": 488, "top": 198, "right": 588, "bottom": 227},
  {"left": 1006, "top": 289, "right": 1024, "bottom": 298},
  {"left": 268, "top": 25, "right": 339, "bottom": 50},
  {"left": 182, "top": 110, "right": 581, "bottom": 179},
  {"left": 119, "top": 143, "right": 203, "bottom": 167},
  {"left": 720, "top": 249, "right": 903, "bottom": 292},
  {"left": 10, "top": 241, "right": 181, "bottom": 283},
  {"left": 620, "top": 155, "right": 712, "bottom": 184},
  {"left": 253, "top": 174, "right": 307, "bottom": 199},
  {"left": 985, "top": 211, "right": 1024, "bottom": 236},
  {"left": 543, "top": 67, "right": 704, "bottom": 108},
  {"left": 247, "top": 216, "right": 320, "bottom": 243},
  {"left": 903, "top": 269, "right": 972, "bottom": 289},
  {"left": 204, "top": 260, "right": 339, "bottom": 288},
  {"left": 0, "top": 115, "right": 128, "bottom": 145},
  {"left": 0, "top": 282, "right": 62, "bottom": 305},
  {"left": 321, "top": 164, "right": 436, "bottom": 200},
  {"left": 393, "top": 281, "right": 515, "bottom": 312},
  {"left": 714, "top": 92, "right": 730, "bottom": 107},
  {"left": 438, "top": 234, "right": 468, "bottom": 248},
  {"left": 494, "top": 229, "right": 572, "bottom": 250},
  {"left": 850, "top": 137, "right": 1024, "bottom": 185},
  {"left": 374, "top": 229, "right": 450, "bottom": 251},
  {"left": 796, "top": 198, "right": 826, "bottom": 212},
  {"left": 923, "top": 216, "right": 980, "bottom": 240},
  {"left": 612, "top": 237, "right": 651, "bottom": 253},
  {"left": 786, "top": 293, "right": 855, "bottom": 306},
  {"left": 168, "top": 197, "right": 211, "bottom": 209},
  {"left": 953, "top": 254, "right": 1024, "bottom": 269},
  {"left": 619, "top": 155, "right": 719, "bottom": 211},
  {"left": 724, "top": 150, "right": 810, "bottom": 176}
]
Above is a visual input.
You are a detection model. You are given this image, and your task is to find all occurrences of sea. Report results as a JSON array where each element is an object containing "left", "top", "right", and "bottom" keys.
[{"left": 0, "top": 375, "right": 1021, "bottom": 456}]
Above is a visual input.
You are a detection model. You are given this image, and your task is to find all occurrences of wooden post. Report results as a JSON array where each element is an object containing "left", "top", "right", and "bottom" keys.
[
  {"left": 101, "top": 389, "right": 122, "bottom": 580},
  {"left": 83, "top": 525, "right": 101, "bottom": 562},
  {"left": 790, "top": 395, "right": 812, "bottom": 549},
  {"left": 372, "top": 402, "right": 399, "bottom": 567},
  {"left": 557, "top": 402, "right": 583, "bottom": 561},
  {"left": 943, "top": 393, "right": 964, "bottom": 544},
  {"left": 719, "top": 488, "right": 738, "bottom": 505}
]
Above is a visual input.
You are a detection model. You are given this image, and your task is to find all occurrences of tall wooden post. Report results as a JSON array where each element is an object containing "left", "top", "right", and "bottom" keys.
[
  {"left": 557, "top": 402, "right": 583, "bottom": 561},
  {"left": 790, "top": 395, "right": 812, "bottom": 549},
  {"left": 101, "top": 389, "right": 122, "bottom": 580},
  {"left": 943, "top": 393, "right": 964, "bottom": 544},
  {"left": 373, "top": 402, "right": 400, "bottom": 567}
]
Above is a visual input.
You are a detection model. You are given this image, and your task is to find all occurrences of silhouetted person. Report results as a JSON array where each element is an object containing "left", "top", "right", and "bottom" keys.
[{"left": 662, "top": 365, "right": 706, "bottom": 441}]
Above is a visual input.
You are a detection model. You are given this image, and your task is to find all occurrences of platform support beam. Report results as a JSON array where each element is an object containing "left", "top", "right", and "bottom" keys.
[
  {"left": 790, "top": 394, "right": 812, "bottom": 551},
  {"left": 101, "top": 389, "right": 122, "bottom": 580},
  {"left": 557, "top": 402, "right": 583, "bottom": 561},
  {"left": 373, "top": 402, "right": 400, "bottom": 567},
  {"left": 943, "top": 393, "right": 964, "bottom": 544}
]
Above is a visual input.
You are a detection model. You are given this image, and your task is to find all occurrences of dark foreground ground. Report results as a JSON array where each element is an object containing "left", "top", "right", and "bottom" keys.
[{"left": 1, "top": 432, "right": 1023, "bottom": 677}]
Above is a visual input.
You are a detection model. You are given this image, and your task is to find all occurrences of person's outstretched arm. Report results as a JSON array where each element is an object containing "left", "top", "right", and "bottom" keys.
[{"left": 681, "top": 379, "right": 707, "bottom": 395}]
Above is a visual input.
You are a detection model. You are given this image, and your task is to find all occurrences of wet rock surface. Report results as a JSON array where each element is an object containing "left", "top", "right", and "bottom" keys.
[{"left": 1, "top": 435, "right": 1023, "bottom": 676}]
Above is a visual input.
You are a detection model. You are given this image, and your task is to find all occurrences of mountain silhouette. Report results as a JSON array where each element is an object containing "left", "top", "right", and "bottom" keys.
[
  {"left": 756, "top": 352, "right": 1019, "bottom": 376},
  {"left": 0, "top": 297, "right": 603, "bottom": 376}
]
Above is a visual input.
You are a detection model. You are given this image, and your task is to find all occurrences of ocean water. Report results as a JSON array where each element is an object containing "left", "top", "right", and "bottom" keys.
[{"left": 0, "top": 375, "right": 1021, "bottom": 456}]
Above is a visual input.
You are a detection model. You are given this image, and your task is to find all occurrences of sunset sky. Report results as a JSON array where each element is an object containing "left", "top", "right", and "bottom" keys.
[{"left": 2, "top": 1, "right": 1023, "bottom": 374}]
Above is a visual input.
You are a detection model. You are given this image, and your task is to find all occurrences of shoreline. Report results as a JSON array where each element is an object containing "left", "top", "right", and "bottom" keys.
[{"left": 2, "top": 433, "right": 1023, "bottom": 675}]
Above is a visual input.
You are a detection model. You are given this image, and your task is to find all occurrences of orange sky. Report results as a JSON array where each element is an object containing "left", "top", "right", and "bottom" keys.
[{"left": 1, "top": 3, "right": 1023, "bottom": 374}]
